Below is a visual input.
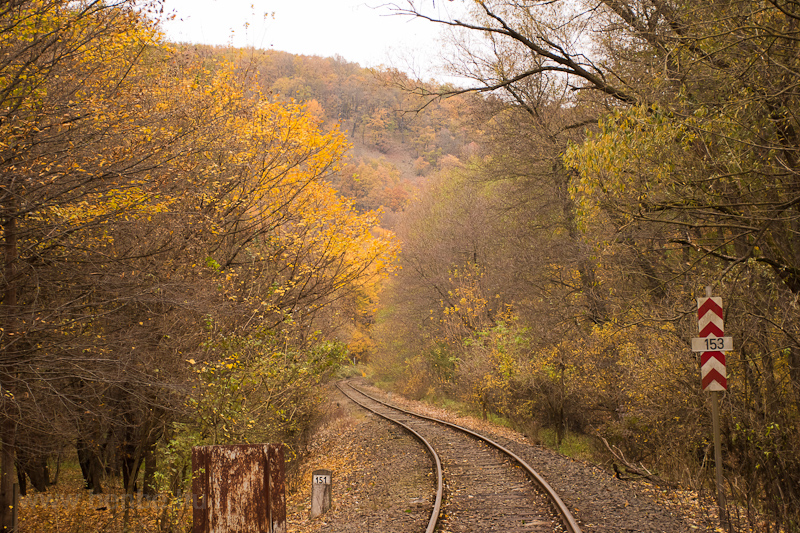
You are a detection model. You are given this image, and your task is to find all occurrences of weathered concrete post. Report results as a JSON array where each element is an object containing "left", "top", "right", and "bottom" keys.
[
  {"left": 192, "top": 443, "right": 286, "bottom": 533},
  {"left": 310, "top": 469, "right": 332, "bottom": 518}
]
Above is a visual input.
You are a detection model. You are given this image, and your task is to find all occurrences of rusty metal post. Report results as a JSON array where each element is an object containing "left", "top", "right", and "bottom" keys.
[
  {"left": 191, "top": 447, "right": 210, "bottom": 533},
  {"left": 192, "top": 444, "right": 286, "bottom": 533},
  {"left": 310, "top": 469, "right": 332, "bottom": 518},
  {"left": 267, "top": 444, "right": 286, "bottom": 533}
]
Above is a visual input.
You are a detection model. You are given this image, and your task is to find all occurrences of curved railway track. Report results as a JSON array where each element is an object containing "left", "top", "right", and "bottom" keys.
[{"left": 337, "top": 381, "right": 582, "bottom": 533}]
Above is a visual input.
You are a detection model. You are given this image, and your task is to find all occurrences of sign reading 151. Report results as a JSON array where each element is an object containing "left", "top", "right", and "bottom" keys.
[
  {"left": 691, "top": 336, "right": 733, "bottom": 352},
  {"left": 313, "top": 474, "right": 331, "bottom": 485}
]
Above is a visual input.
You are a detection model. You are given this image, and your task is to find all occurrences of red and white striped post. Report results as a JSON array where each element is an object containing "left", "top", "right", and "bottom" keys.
[
  {"left": 694, "top": 286, "right": 730, "bottom": 530},
  {"left": 697, "top": 295, "right": 727, "bottom": 391}
]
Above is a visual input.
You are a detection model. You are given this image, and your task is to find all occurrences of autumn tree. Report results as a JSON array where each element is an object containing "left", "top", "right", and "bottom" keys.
[
  {"left": 334, "top": 157, "right": 408, "bottom": 213},
  {"left": 0, "top": 0, "right": 189, "bottom": 516},
  {"left": 386, "top": 0, "right": 800, "bottom": 528},
  {"left": 1, "top": 3, "right": 399, "bottom": 522},
  {"left": 561, "top": 3, "right": 800, "bottom": 522}
]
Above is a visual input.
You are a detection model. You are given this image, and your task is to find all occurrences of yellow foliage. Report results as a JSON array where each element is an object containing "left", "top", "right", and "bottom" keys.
[{"left": 564, "top": 105, "right": 697, "bottom": 240}]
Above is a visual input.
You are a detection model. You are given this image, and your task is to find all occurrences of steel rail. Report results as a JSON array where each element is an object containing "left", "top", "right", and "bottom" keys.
[
  {"left": 336, "top": 382, "right": 443, "bottom": 533},
  {"left": 350, "top": 383, "right": 584, "bottom": 533}
]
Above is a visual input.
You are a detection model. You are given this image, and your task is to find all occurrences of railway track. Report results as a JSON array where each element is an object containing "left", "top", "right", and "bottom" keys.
[{"left": 337, "top": 381, "right": 582, "bottom": 533}]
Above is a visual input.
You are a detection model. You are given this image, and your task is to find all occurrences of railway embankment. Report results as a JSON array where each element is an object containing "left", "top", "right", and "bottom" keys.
[{"left": 287, "top": 380, "right": 723, "bottom": 533}]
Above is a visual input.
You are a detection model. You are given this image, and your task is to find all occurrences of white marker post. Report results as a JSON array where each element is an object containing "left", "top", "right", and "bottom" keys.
[
  {"left": 310, "top": 469, "right": 332, "bottom": 518},
  {"left": 692, "top": 286, "right": 730, "bottom": 530}
]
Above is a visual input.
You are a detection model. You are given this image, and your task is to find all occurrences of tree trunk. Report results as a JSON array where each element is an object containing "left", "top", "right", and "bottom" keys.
[
  {"left": 556, "top": 363, "right": 565, "bottom": 447},
  {"left": 15, "top": 450, "right": 49, "bottom": 495},
  {"left": 77, "top": 438, "right": 104, "bottom": 494},
  {"left": 15, "top": 465, "right": 25, "bottom": 498},
  {"left": 1, "top": 200, "right": 18, "bottom": 531},
  {"left": 26, "top": 456, "right": 48, "bottom": 493},
  {"left": 789, "top": 345, "right": 800, "bottom": 413},
  {"left": 560, "top": 165, "right": 608, "bottom": 324},
  {"left": 142, "top": 441, "right": 157, "bottom": 500},
  {"left": 121, "top": 442, "right": 141, "bottom": 494},
  {"left": 0, "top": 420, "right": 15, "bottom": 532}
]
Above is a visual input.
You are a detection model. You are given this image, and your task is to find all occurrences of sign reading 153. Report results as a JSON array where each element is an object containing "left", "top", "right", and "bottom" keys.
[{"left": 691, "top": 336, "right": 733, "bottom": 352}]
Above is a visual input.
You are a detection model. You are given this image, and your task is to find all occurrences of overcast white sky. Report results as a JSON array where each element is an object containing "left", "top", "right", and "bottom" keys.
[{"left": 158, "top": 1, "right": 461, "bottom": 79}]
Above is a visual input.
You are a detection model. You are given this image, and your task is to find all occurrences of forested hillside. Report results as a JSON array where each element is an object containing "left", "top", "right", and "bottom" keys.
[{"left": 200, "top": 44, "right": 479, "bottom": 221}]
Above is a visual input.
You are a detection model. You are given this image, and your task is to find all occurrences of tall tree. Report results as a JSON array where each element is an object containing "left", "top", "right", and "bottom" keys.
[
  {"left": 388, "top": 1, "right": 800, "bottom": 527},
  {"left": 1, "top": 2, "right": 400, "bottom": 513},
  {"left": 1, "top": 0, "right": 173, "bottom": 517}
]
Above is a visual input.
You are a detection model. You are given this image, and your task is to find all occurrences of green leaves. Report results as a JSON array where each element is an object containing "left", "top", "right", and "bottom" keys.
[{"left": 189, "top": 329, "right": 349, "bottom": 446}]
